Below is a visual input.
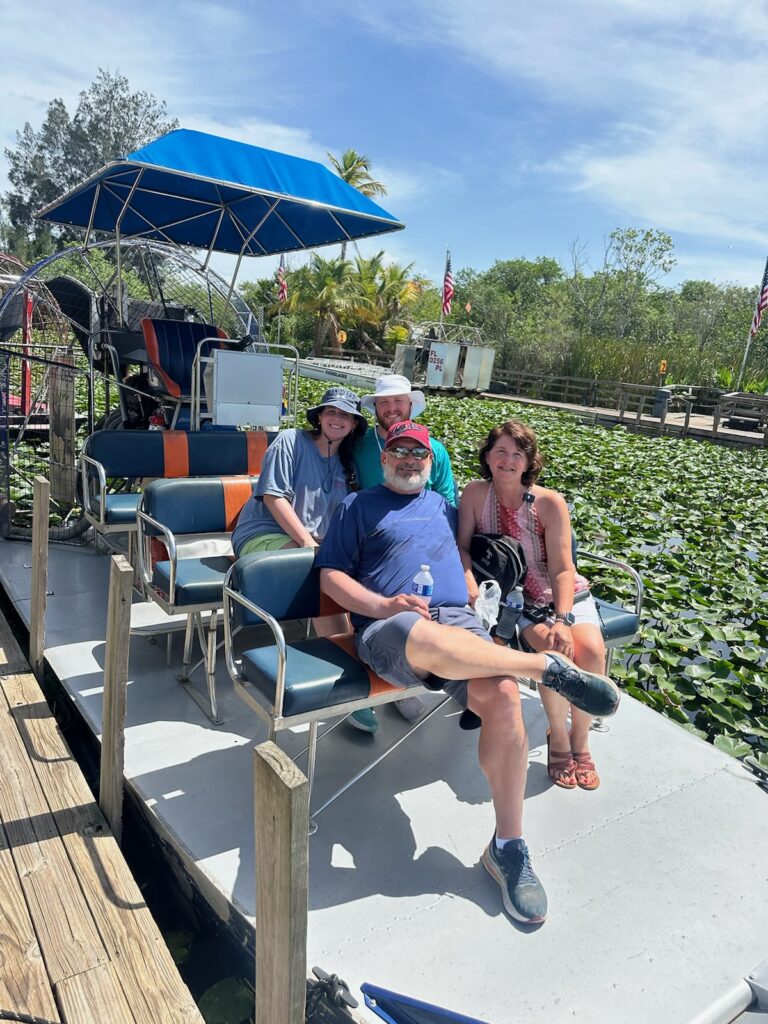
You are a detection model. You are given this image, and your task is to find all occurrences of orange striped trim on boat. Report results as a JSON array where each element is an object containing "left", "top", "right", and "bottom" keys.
[
  {"left": 162, "top": 431, "right": 189, "bottom": 477},
  {"left": 222, "top": 476, "right": 254, "bottom": 532},
  {"left": 246, "top": 430, "right": 269, "bottom": 474},
  {"left": 326, "top": 632, "right": 400, "bottom": 697}
]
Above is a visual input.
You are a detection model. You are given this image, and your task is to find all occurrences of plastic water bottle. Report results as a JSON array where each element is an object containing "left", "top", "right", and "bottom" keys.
[
  {"left": 496, "top": 585, "right": 524, "bottom": 642},
  {"left": 411, "top": 564, "right": 434, "bottom": 604}
]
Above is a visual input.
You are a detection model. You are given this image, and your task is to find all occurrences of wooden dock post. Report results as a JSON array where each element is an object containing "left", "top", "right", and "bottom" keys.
[
  {"left": 99, "top": 554, "right": 133, "bottom": 845},
  {"left": 49, "top": 351, "right": 77, "bottom": 504},
  {"left": 30, "top": 475, "right": 50, "bottom": 680},
  {"left": 254, "top": 741, "right": 309, "bottom": 1024}
]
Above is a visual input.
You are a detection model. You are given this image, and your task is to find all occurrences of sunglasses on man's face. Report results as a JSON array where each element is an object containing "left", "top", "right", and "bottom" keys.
[{"left": 386, "top": 446, "right": 432, "bottom": 461}]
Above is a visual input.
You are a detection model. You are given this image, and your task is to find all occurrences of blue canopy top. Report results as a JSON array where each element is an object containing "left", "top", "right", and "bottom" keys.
[{"left": 36, "top": 129, "right": 404, "bottom": 257}]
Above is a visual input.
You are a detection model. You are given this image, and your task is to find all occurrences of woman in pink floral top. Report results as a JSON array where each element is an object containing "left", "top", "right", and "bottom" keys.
[{"left": 458, "top": 420, "right": 607, "bottom": 790}]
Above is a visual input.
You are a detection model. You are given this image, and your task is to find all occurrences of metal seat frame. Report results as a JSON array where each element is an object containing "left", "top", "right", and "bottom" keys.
[
  {"left": 136, "top": 504, "right": 229, "bottom": 724},
  {"left": 222, "top": 560, "right": 450, "bottom": 832}
]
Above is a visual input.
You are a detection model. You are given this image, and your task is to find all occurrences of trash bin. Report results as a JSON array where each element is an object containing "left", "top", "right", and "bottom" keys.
[{"left": 653, "top": 387, "right": 673, "bottom": 418}]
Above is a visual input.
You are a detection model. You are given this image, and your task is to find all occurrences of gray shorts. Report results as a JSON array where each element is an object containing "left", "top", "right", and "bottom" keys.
[{"left": 355, "top": 605, "right": 493, "bottom": 707}]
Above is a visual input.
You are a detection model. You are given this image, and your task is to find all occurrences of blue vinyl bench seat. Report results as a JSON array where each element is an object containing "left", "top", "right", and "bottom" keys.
[
  {"left": 224, "top": 548, "right": 449, "bottom": 829},
  {"left": 152, "top": 555, "right": 235, "bottom": 608},
  {"left": 575, "top": 548, "right": 643, "bottom": 655},
  {"left": 241, "top": 635, "right": 384, "bottom": 719},
  {"left": 595, "top": 600, "right": 639, "bottom": 645},
  {"left": 137, "top": 476, "right": 264, "bottom": 724},
  {"left": 90, "top": 491, "right": 142, "bottom": 527},
  {"left": 80, "top": 428, "right": 271, "bottom": 535},
  {"left": 141, "top": 318, "right": 227, "bottom": 400}
]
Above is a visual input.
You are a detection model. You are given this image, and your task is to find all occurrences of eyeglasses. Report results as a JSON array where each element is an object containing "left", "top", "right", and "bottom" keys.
[{"left": 386, "top": 446, "right": 431, "bottom": 461}]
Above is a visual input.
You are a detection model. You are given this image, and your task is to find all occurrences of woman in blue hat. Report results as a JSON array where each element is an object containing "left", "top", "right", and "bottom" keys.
[{"left": 233, "top": 386, "right": 367, "bottom": 560}]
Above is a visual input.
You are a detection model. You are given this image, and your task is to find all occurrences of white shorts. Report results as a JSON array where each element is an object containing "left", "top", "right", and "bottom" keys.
[{"left": 519, "top": 593, "right": 602, "bottom": 634}]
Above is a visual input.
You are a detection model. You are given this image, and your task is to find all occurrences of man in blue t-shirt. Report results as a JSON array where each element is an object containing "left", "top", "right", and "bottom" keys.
[
  {"left": 351, "top": 373, "right": 456, "bottom": 731},
  {"left": 316, "top": 420, "right": 620, "bottom": 925}
]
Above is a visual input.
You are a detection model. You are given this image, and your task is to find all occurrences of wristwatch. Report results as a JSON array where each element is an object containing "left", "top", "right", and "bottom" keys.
[{"left": 555, "top": 612, "right": 576, "bottom": 626}]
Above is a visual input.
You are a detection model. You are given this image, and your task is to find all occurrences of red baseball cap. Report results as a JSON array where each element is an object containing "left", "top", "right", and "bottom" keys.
[{"left": 383, "top": 420, "right": 432, "bottom": 451}]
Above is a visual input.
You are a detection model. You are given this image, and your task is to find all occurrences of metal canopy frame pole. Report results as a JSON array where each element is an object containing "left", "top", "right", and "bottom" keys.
[
  {"left": 114, "top": 170, "right": 144, "bottom": 327},
  {"left": 225, "top": 199, "right": 280, "bottom": 306},
  {"left": 83, "top": 183, "right": 101, "bottom": 250},
  {"left": 203, "top": 206, "right": 227, "bottom": 271}
]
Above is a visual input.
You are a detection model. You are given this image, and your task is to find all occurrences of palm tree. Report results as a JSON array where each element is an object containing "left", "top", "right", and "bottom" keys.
[
  {"left": 347, "top": 253, "right": 420, "bottom": 352},
  {"left": 286, "top": 253, "right": 354, "bottom": 355},
  {"left": 327, "top": 149, "right": 388, "bottom": 258}
]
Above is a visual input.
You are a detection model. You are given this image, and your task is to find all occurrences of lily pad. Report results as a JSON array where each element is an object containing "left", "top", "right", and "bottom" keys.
[{"left": 198, "top": 977, "right": 253, "bottom": 1024}]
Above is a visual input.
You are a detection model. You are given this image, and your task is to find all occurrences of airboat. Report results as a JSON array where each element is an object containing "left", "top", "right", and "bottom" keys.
[
  {"left": 0, "top": 127, "right": 404, "bottom": 537},
  {"left": 1, "top": 130, "right": 767, "bottom": 1024}
]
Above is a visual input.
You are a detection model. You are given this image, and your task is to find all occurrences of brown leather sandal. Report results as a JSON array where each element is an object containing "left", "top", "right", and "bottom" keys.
[
  {"left": 546, "top": 731, "right": 577, "bottom": 789},
  {"left": 573, "top": 751, "right": 600, "bottom": 790}
]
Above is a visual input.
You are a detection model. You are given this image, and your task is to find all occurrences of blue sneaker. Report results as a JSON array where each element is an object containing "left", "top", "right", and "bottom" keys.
[
  {"left": 348, "top": 708, "right": 378, "bottom": 734},
  {"left": 483, "top": 836, "right": 547, "bottom": 923},
  {"left": 541, "top": 653, "right": 620, "bottom": 717}
]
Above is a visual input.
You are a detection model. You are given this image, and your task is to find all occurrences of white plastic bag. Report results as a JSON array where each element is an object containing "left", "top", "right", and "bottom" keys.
[{"left": 474, "top": 580, "right": 502, "bottom": 630}]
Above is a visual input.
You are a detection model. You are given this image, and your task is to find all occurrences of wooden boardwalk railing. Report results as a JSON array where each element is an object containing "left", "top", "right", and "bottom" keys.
[{"left": 0, "top": 609, "right": 203, "bottom": 1024}]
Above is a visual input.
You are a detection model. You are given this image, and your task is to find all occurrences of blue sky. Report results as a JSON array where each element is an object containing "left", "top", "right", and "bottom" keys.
[{"left": 2, "top": 0, "right": 767, "bottom": 292}]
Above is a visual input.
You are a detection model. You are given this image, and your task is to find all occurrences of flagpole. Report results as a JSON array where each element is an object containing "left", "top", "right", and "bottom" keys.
[
  {"left": 736, "top": 255, "right": 768, "bottom": 390},
  {"left": 440, "top": 247, "right": 451, "bottom": 330},
  {"left": 735, "top": 325, "right": 754, "bottom": 392}
]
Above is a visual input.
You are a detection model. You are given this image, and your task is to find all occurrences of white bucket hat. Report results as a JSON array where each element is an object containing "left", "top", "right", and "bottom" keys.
[{"left": 360, "top": 374, "right": 426, "bottom": 418}]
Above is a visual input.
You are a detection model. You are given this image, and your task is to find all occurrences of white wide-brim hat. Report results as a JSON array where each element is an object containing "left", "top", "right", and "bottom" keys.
[{"left": 360, "top": 373, "right": 426, "bottom": 418}]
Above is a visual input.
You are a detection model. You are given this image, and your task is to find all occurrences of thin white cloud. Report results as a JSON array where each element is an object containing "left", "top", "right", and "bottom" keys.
[
  {"left": 376, "top": 162, "right": 463, "bottom": 206},
  {"left": 181, "top": 115, "right": 327, "bottom": 163},
  {"left": 342, "top": 0, "right": 768, "bottom": 248},
  {"left": 551, "top": 139, "right": 768, "bottom": 248}
]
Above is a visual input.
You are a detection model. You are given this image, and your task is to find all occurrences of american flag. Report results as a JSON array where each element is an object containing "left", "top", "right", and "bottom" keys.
[
  {"left": 749, "top": 256, "right": 768, "bottom": 337},
  {"left": 277, "top": 254, "right": 288, "bottom": 304},
  {"left": 442, "top": 251, "right": 454, "bottom": 317}
]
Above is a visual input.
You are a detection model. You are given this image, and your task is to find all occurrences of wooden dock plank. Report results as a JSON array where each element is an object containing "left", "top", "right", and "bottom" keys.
[
  {"left": 0, "top": 612, "right": 203, "bottom": 1024},
  {"left": 0, "top": 680, "right": 107, "bottom": 985},
  {"left": 56, "top": 963, "right": 136, "bottom": 1024},
  {"left": 0, "top": 819, "right": 60, "bottom": 1022}
]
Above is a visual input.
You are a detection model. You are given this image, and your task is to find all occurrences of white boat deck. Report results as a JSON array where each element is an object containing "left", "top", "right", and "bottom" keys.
[{"left": 2, "top": 537, "right": 767, "bottom": 1024}]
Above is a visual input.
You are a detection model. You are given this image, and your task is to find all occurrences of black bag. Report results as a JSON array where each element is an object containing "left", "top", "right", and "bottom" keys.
[{"left": 469, "top": 533, "right": 527, "bottom": 603}]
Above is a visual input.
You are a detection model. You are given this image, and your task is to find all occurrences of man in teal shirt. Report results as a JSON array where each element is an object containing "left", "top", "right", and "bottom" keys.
[
  {"left": 349, "top": 374, "right": 457, "bottom": 732},
  {"left": 354, "top": 374, "right": 457, "bottom": 505}
]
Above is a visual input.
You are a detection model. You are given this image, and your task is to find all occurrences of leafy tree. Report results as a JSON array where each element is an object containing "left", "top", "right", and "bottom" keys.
[
  {"left": 568, "top": 228, "right": 676, "bottom": 341},
  {"left": 285, "top": 253, "right": 355, "bottom": 354},
  {"left": 2, "top": 69, "right": 178, "bottom": 257},
  {"left": 347, "top": 253, "right": 420, "bottom": 350},
  {"left": 326, "top": 149, "right": 387, "bottom": 258}
]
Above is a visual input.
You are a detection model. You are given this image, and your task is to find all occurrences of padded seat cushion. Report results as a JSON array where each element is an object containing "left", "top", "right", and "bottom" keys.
[
  {"left": 142, "top": 319, "right": 226, "bottom": 398},
  {"left": 241, "top": 636, "right": 396, "bottom": 717},
  {"left": 87, "top": 430, "right": 166, "bottom": 478},
  {"left": 85, "top": 429, "right": 273, "bottom": 480},
  {"left": 93, "top": 492, "right": 140, "bottom": 526},
  {"left": 153, "top": 556, "right": 232, "bottom": 607},
  {"left": 595, "top": 600, "right": 639, "bottom": 644},
  {"left": 142, "top": 477, "right": 257, "bottom": 535}
]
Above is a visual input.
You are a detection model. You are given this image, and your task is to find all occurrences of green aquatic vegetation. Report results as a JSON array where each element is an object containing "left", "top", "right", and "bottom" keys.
[
  {"left": 295, "top": 377, "right": 768, "bottom": 773},
  {"left": 198, "top": 977, "right": 253, "bottom": 1024}
]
